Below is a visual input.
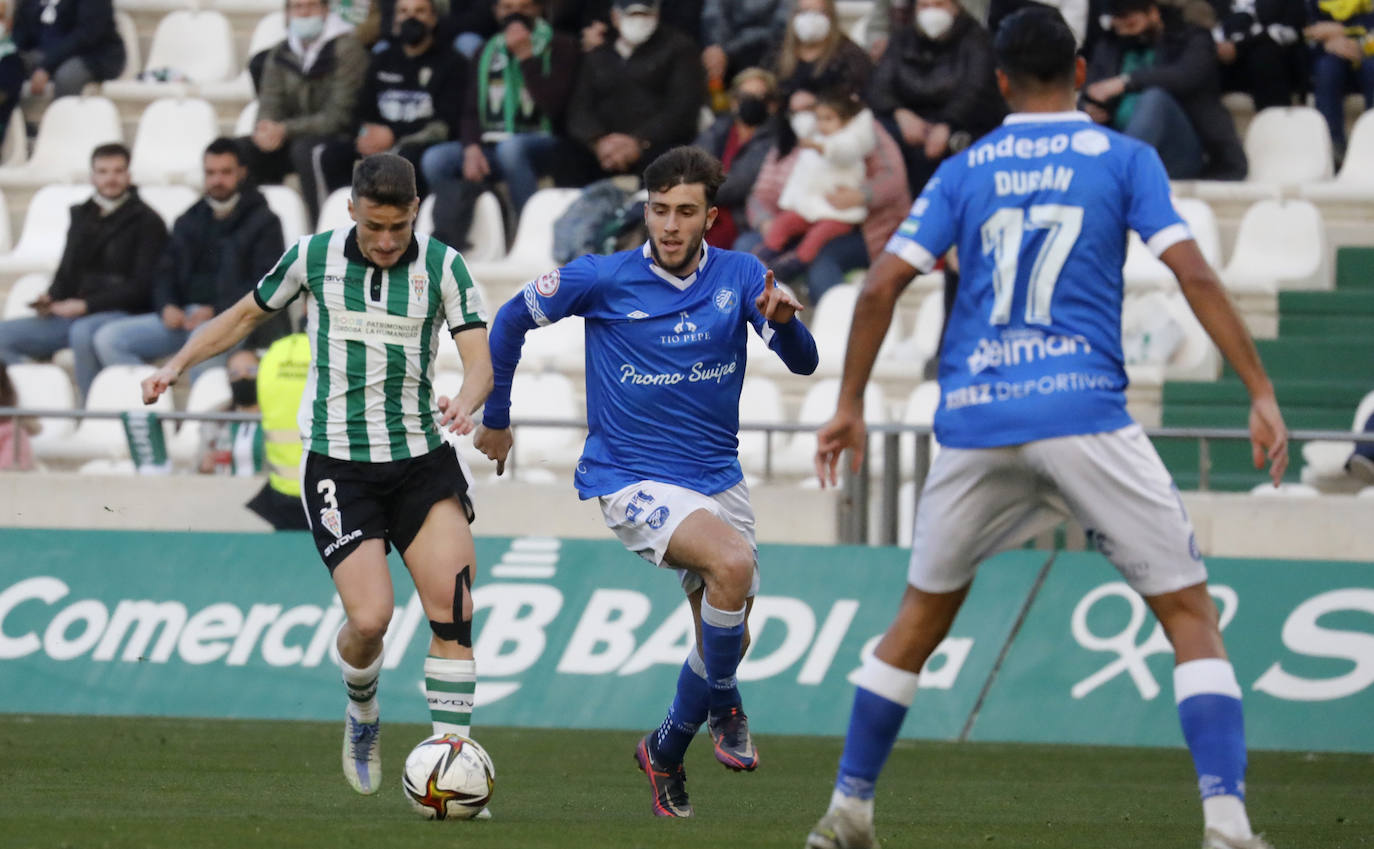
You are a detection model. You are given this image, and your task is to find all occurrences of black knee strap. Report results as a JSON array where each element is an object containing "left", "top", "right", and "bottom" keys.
[{"left": 428, "top": 565, "right": 473, "bottom": 647}]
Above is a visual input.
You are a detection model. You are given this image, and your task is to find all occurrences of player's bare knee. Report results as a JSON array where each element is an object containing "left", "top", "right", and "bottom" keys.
[
  {"left": 349, "top": 610, "right": 391, "bottom": 643},
  {"left": 714, "top": 546, "right": 754, "bottom": 601}
]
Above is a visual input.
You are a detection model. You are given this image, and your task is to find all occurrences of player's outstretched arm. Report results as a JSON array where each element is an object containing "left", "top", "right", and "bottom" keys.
[
  {"left": 437, "top": 328, "right": 494, "bottom": 436},
  {"left": 815, "top": 251, "right": 918, "bottom": 488},
  {"left": 140, "top": 292, "right": 275, "bottom": 405},
  {"left": 1161, "top": 240, "right": 1289, "bottom": 484}
]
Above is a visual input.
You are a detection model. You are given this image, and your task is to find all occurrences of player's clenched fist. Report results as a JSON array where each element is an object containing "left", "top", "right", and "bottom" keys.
[
  {"left": 472, "top": 425, "right": 512, "bottom": 476},
  {"left": 756, "top": 269, "right": 803, "bottom": 324},
  {"left": 141, "top": 366, "right": 180, "bottom": 405}
]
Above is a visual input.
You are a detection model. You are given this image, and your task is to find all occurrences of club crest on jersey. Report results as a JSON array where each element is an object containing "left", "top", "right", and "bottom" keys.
[
  {"left": 534, "top": 269, "right": 560, "bottom": 297},
  {"left": 410, "top": 274, "right": 429, "bottom": 302},
  {"left": 714, "top": 289, "right": 736, "bottom": 312},
  {"left": 321, "top": 507, "right": 343, "bottom": 539}
]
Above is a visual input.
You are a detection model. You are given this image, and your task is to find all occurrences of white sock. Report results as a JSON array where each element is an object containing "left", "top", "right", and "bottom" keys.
[
  {"left": 339, "top": 650, "right": 383, "bottom": 723},
  {"left": 828, "top": 787, "right": 875, "bottom": 821},
  {"left": 1204, "top": 794, "right": 1253, "bottom": 840},
  {"left": 425, "top": 656, "right": 476, "bottom": 737}
]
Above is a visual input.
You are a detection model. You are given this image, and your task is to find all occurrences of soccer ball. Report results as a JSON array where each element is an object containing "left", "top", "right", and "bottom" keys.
[{"left": 401, "top": 733, "right": 495, "bottom": 820}]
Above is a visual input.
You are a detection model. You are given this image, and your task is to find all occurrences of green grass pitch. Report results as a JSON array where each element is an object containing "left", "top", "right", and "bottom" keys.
[{"left": 2, "top": 715, "right": 1369, "bottom": 848}]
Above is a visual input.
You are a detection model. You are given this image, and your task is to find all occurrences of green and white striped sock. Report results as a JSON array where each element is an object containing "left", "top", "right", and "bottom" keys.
[
  {"left": 340, "top": 651, "right": 383, "bottom": 723},
  {"left": 424, "top": 656, "right": 475, "bottom": 738}
]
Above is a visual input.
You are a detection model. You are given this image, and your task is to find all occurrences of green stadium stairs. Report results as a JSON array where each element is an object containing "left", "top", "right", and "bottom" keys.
[{"left": 1157, "top": 246, "right": 1374, "bottom": 491}]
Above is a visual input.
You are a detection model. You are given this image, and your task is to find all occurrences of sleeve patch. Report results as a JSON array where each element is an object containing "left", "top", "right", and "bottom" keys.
[{"left": 534, "top": 269, "right": 560, "bottom": 297}]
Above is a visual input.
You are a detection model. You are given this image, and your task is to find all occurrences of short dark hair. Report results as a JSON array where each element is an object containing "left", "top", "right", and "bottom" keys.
[
  {"left": 1107, "top": 0, "right": 1155, "bottom": 17},
  {"left": 642, "top": 146, "right": 725, "bottom": 207},
  {"left": 204, "top": 137, "right": 242, "bottom": 163},
  {"left": 994, "top": 6, "right": 1078, "bottom": 87},
  {"left": 815, "top": 86, "right": 864, "bottom": 122},
  {"left": 91, "top": 142, "right": 130, "bottom": 166},
  {"left": 352, "top": 153, "right": 417, "bottom": 207}
]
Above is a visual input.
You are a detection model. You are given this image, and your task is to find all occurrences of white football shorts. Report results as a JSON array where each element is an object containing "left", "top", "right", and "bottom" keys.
[
  {"left": 908, "top": 424, "right": 1207, "bottom": 597},
  {"left": 599, "top": 479, "right": 760, "bottom": 596}
]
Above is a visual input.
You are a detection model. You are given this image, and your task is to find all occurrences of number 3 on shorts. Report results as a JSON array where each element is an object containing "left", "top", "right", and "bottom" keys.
[{"left": 317, "top": 479, "right": 338, "bottom": 511}]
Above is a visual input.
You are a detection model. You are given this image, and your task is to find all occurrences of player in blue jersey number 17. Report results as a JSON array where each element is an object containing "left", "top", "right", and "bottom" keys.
[
  {"left": 807, "top": 8, "right": 1287, "bottom": 849},
  {"left": 474, "top": 146, "right": 818, "bottom": 818}
]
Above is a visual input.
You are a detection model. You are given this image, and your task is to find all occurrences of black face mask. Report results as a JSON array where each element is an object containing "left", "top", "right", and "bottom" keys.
[
  {"left": 1124, "top": 26, "right": 1159, "bottom": 48},
  {"left": 230, "top": 378, "right": 258, "bottom": 407},
  {"left": 736, "top": 96, "right": 769, "bottom": 127},
  {"left": 398, "top": 17, "right": 431, "bottom": 46},
  {"left": 501, "top": 12, "right": 535, "bottom": 31}
]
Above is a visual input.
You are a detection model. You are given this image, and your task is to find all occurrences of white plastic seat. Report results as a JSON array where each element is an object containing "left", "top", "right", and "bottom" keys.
[
  {"left": 519, "top": 315, "right": 584, "bottom": 368},
  {"left": 810, "top": 283, "right": 900, "bottom": 374},
  {"left": 1, "top": 105, "right": 25, "bottom": 167},
  {"left": 113, "top": 0, "right": 196, "bottom": 12},
  {"left": 777, "top": 377, "right": 886, "bottom": 476},
  {"left": 1249, "top": 482, "right": 1319, "bottom": 497},
  {"left": 201, "top": 12, "right": 285, "bottom": 102},
  {"left": 1301, "top": 389, "right": 1374, "bottom": 485},
  {"left": 3, "top": 273, "right": 51, "bottom": 318},
  {"left": 1193, "top": 107, "right": 1332, "bottom": 202},
  {"left": 235, "top": 99, "right": 259, "bottom": 137},
  {"left": 130, "top": 98, "right": 219, "bottom": 185},
  {"left": 1300, "top": 110, "right": 1374, "bottom": 203},
  {"left": 465, "top": 191, "right": 506, "bottom": 262},
  {"left": 169, "top": 367, "right": 231, "bottom": 465},
  {"left": 103, "top": 11, "right": 238, "bottom": 100},
  {"left": 113, "top": 11, "right": 142, "bottom": 82},
  {"left": 509, "top": 372, "right": 582, "bottom": 467},
  {"left": 0, "top": 187, "right": 14, "bottom": 253},
  {"left": 737, "top": 375, "right": 786, "bottom": 474},
  {"left": 0, "top": 97, "right": 122, "bottom": 187},
  {"left": 1220, "top": 200, "right": 1329, "bottom": 292},
  {"left": 262, "top": 185, "right": 308, "bottom": 245},
  {"left": 896, "top": 380, "right": 942, "bottom": 474},
  {"left": 0, "top": 184, "right": 93, "bottom": 273},
  {"left": 211, "top": 0, "right": 283, "bottom": 13},
  {"left": 6, "top": 363, "right": 77, "bottom": 448},
  {"left": 63, "top": 365, "right": 174, "bottom": 462},
  {"left": 140, "top": 184, "right": 200, "bottom": 228},
  {"left": 465, "top": 188, "right": 580, "bottom": 291},
  {"left": 316, "top": 186, "right": 353, "bottom": 232},
  {"left": 910, "top": 288, "right": 944, "bottom": 365},
  {"left": 1122, "top": 198, "right": 1223, "bottom": 291}
]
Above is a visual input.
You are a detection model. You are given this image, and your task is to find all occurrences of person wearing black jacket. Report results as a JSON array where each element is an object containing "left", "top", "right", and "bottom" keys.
[
  {"left": 694, "top": 67, "right": 780, "bottom": 250},
  {"left": 12, "top": 0, "right": 125, "bottom": 98},
  {"left": 93, "top": 139, "right": 286, "bottom": 381},
  {"left": 317, "top": 0, "right": 466, "bottom": 202},
  {"left": 1082, "top": 0, "right": 1247, "bottom": 179},
  {"left": 1210, "top": 0, "right": 1306, "bottom": 109},
  {"left": 868, "top": 0, "right": 1007, "bottom": 195},
  {"left": 0, "top": 143, "right": 165, "bottom": 400}
]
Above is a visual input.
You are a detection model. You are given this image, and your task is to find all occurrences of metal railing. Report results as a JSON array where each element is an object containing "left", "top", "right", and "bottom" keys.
[{"left": 5, "top": 406, "right": 1374, "bottom": 545}]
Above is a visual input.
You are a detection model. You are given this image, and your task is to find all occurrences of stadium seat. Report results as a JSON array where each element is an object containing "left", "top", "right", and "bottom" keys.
[
  {"left": 1249, "top": 482, "right": 1319, "bottom": 496},
  {"left": 465, "top": 187, "right": 579, "bottom": 293},
  {"left": 1300, "top": 388, "right": 1374, "bottom": 486},
  {"left": 1193, "top": 107, "right": 1332, "bottom": 202},
  {"left": 140, "top": 184, "right": 200, "bottom": 227},
  {"left": 910, "top": 288, "right": 944, "bottom": 365},
  {"left": 63, "top": 364, "right": 173, "bottom": 462},
  {"left": 0, "top": 96, "right": 122, "bottom": 187},
  {"left": 113, "top": 0, "right": 196, "bottom": 12},
  {"left": 520, "top": 315, "right": 584, "bottom": 368},
  {"left": 6, "top": 363, "right": 77, "bottom": 449},
  {"left": 112, "top": 11, "right": 142, "bottom": 82},
  {"left": 897, "top": 380, "right": 942, "bottom": 475},
  {"left": 509, "top": 372, "right": 582, "bottom": 467},
  {"left": 1300, "top": 111, "right": 1374, "bottom": 203},
  {"left": 1122, "top": 198, "right": 1223, "bottom": 291},
  {"left": 777, "top": 377, "right": 886, "bottom": 475},
  {"left": 168, "top": 367, "right": 230, "bottom": 466},
  {"left": 466, "top": 192, "right": 507, "bottom": 262},
  {"left": 76, "top": 458, "right": 136, "bottom": 475},
  {"left": 103, "top": 10, "right": 238, "bottom": 100},
  {"left": 1220, "top": 200, "right": 1329, "bottom": 292},
  {"left": 0, "top": 184, "right": 93, "bottom": 274},
  {"left": 130, "top": 98, "right": 219, "bottom": 185},
  {"left": 261, "top": 185, "right": 308, "bottom": 245},
  {"left": 212, "top": 0, "right": 282, "bottom": 14},
  {"left": 316, "top": 186, "right": 352, "bottom": 232},
  {"left": 3, "top": 272, "right": 50, "bottom": 318},
  {"left": 234, "top": 100, "right": 259, "bottom": 137},
  {"left": 0, "top": 187, "right": 13, "bottom": 252},
  {"left": 201, "top": 12, "right": 285, "bottom": 102},
  {"left": 1, "top": 105, "right": 24, "bottom": 167},
  {"left": 1124, "top": 290, "right": 1220, "bottom": 381},
  {"left": 737, "top": 375, "right": 787, "bottom": 474},
  {"left": 810, "top": 283, "right": 899, "bottom": 375}
]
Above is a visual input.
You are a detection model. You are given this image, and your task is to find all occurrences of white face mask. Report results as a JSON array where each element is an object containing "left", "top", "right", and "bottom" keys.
[
  {"left": 290, "top": 14, "right": 325, "bottom": 41},
  {"left": 916, "top": 7, "right": 955, "bottom": 39},
  {"left": 789, "top": 111, "right": 817, "bottom": 140},
  {"left": 618, "top": 15, "right": 658, "bottom": 46},
  {"left": 792, "top": 11, "right": 831, "bottom": 43}
]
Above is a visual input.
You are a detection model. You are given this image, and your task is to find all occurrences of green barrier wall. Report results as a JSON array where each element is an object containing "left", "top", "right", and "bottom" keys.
[{"left": 1, "top": 531, "right": 1370, "bottom": 751}]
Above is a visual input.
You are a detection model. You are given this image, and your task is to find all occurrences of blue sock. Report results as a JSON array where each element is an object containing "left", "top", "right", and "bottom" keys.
[
  {"left": 834, "top": 655, "right": 920, "bottom": 802},
  {"left": 652, "top": 653, "right": 710, "bottom": 765},
  {"left": 700, "top": 597, "right": 747, "bottom": 714},
  {"left": 1175, "top": 659, "right": 1248, "bottom": 801}
]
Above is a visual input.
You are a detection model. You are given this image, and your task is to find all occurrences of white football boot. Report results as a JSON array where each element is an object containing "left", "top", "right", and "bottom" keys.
[
  {"left": 342, "top": 705, "right": 382, "bottom": 794},
  {"left": 1203, "top": 829, "right": 1275, "bottom": 849},
  {"left": 805, "top": 807, "right": 880, "bottom": 849}
]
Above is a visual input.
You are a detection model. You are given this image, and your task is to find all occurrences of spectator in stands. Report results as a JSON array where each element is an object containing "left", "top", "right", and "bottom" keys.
[
  {"left": 869, "top": 0, "right": 1007, "bottom": 195},
  {"left": 0, "top": 362, "right": 37, "bottom": 471},
  {"left": 550, "top": 0, "right": 703, "bottom": 51},
  {"left": 743, "top": 115, "right": 911, "bottom": 304},
  {"left": 241, "top": 0, "right": 367, "bottom": 222},
  {"left": 94, "top": 139, "right": 287, "bottom": 379},
  {"left": 318, "top": 0, "right": 464, "bottom": 201},
  {"left": 1083, "top": 0, "right": 1247, "bottom": 179},
  {"left": 1305, "top": 0, "right": 1374, "bottom": 160},
  {"left": 422, "top": 0, "right": 579, "bottom": 215},
  {"left": 246, "top": 329, "right": 310, "bottom": 530},
  {"left": 0, "top": 1, "right": 23, "bottom": 144},
  {"left": 198, "top": 348, "right": 264, "bottom": 476},
  {"left": 448, "top": 0, "right": 501, "bottom": 56},
  {"left": 696, "top": 67, "right": 781, "bottom": 250},
  {"left": 772, "top": 0, "right": 873, "bottom": 109},
  {"left": 13, "top": 0, "right": 124, "bottom": 98},
  {"left": 567, "top": 0, "right": 703, "bottom": 178},
  {"left": 1209, "top": 0, "right": 1306, "bottom": 109},
  {"left": 0, "top": 143, "right": 165, "bottom": 400},
  {"left": 702, "top": 0, "right": 789, "bottom": 91}
]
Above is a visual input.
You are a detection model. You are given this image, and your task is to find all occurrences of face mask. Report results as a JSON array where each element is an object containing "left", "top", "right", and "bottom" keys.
[
  {"left": 618, "top": 15, "right": 657, "bottom": 46},
  {"left": 792, "top": 11, "right": 831, "bottom": 43},
  {"left": 790, "top": 110, "right": 817, "bottom": 139},
  {"left": 230, "top": 378, "right": 258, "bottom": 407},
  {"left": 289, "top": 14, "right": 325, "bottom": 41},
  {"left": 501, "top": 12, "right": 535, "bottom": 31},
  {"left": 916, "top": 7, "right": 955, "bottom": 39},
  {"left": 736, "top": 96, "right": 769, "bottom": 127},
  {"left": 398, "top": 17, "right": 430, "bottom": 46}
]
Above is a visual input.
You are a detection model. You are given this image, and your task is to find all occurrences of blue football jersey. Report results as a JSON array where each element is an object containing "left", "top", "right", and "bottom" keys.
[
  {"left": 885, "top": 112, "right": 1191, "bottom": 448},
  {"left": 513, "top": 243, "right": 808, "bottom": 499}
]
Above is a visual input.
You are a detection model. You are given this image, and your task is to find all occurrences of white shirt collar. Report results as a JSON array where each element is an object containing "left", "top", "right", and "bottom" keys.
[
  {"left": 642, "top": 240, "right": 710, "bottom": 291},
  {"left": 1002, "top": 110, "right": 1093, "bottom": 126}
]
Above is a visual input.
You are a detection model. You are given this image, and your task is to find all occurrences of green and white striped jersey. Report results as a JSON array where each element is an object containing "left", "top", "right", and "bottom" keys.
[{"left": 253, "top": 228, "right": 487, "bottom": 463}]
